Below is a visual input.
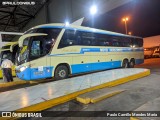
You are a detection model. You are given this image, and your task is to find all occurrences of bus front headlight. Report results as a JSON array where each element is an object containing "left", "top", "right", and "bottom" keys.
[{"left": 20, "top": 66, "right": 27, "bottom": 72}]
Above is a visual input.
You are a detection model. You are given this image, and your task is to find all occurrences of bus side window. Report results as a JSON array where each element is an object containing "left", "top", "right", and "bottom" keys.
[
  {"left": 82, "top": 39, "right": 91, "bottom": 45},
  {"left": 137, "top": 38, "right": 143, "bottom": 47},
  {"left": 118, "top": 37, "right": 122, "bottom": 47},
  {"left": 77, "top": 35, "right": 81, "bottom": 45},
  {"left": 132, "top": 38, "right": 142, "bottom": 47},
  {"left": 58, "top": 30, "right": 76, "bottom": 48},
  {"left": 80, "top": 32, "right": 96, "bottom": 46},
  {"left": 122, "top": 37, "right": 132, "bottom": 47},
  {"left": 127, "top": 38, "right": 132, "bottom": 47},
  {"left": 112, "top": 37, "right": 119, "bottom": 47},
  {"left": 96, "top": 34, "right": 107, "bottom": 46}
]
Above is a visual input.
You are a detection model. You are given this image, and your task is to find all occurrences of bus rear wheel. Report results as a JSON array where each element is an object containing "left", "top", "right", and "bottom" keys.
[
  {"left": 54, "top": 65, "right": 69, "bottom": 80},
  {"left": 122, "top": 59, "right": 129, "bottom": 68},
  {"left": 129, "top": 59, "right": 135, "bottom": 68}
]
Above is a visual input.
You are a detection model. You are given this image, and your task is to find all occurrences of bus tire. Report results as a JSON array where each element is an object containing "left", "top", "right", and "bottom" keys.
[
  {"left": 122, "top": 59, "right": 129, "bottom": 68},
  {"left": 54, "top": 65, "right": 69, "bottom": 80},
  {"left": 129, "top": 59, "right": 135, "bottom": 68}
]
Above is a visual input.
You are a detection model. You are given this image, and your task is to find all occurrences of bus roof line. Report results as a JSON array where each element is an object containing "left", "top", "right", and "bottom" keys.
[
  {"left": 38, "top": 25, "right": 141, "bottom": 39},
  {"left": 30, "top": 23, "right": 142, "bottom": 39}
]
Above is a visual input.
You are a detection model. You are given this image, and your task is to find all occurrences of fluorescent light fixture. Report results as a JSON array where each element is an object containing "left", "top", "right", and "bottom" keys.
[
  {"left": 90, "top": 5, "right": 97, "bottom": 15},
  {"left": 65, "top": 21, "right": 70, "bottom": 26}
]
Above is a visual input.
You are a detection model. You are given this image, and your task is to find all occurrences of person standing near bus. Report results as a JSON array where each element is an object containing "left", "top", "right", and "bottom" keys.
[{"left": 1, "top": 59, "right": 14, "bottom": 82}]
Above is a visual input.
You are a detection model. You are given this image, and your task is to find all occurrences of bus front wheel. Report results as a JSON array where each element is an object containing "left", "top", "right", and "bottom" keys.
[
  {"left": 54, "top": 65, "right": 69, "bottom": 80},
  {"left": 122, "top": 59, "right": 129, "bottom": 68}
]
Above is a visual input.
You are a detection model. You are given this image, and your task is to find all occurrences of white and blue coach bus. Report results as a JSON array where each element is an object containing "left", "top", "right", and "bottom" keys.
[{"left": 16, "top": 23, "right": 144, "bottom": 80}]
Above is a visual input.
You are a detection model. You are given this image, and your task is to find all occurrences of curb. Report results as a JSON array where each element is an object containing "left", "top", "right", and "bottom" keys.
[
  {"left": 76, "top": 90, "right": 125, "bottom": 104},
  {"left": 91, "top": 90, "right": 125, "bottom": 103},
  {"left": 0, "top": 81, "right": 28, "bottom": 88},
  {"left": 0, "top": 79, "right": 52, "bottom": 91}
]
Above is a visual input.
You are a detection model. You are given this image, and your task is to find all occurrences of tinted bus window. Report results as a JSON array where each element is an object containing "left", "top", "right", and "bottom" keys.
[
  {"left": 58, "top": 30, "right": 142, "bottom": 48},
  {"left": 121, "top": 37, "right": 132, "bottom": 47},
  {"left": 95, "top": 34, "right": 111, "bottom": 46},
  {"left": 111, "top": 36, "right": 120, "bottom": 47},
  {"left": 137, "top": 38, "right": 143, "bottom": 47},
  {"left": 36, "top": 28, "right": 61, "bottom": 40},
  {"left": 58, "top": 30, "right": 77, "bottom": 48},
  {"left": 132, "top": 38, "right": 143, "bottom": 47},
  {"left": 80, "top": 32, "right": 96, "bottom": 46}
]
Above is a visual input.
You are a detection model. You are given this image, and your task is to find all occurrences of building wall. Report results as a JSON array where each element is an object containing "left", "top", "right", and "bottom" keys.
[{"left": 143, "top": 35, "right": 160, "bottom": 48}]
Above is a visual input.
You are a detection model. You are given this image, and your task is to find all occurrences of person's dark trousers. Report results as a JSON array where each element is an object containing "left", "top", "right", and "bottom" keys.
[{"left": 2, "top": 68, "right": 13, "bottom": 82}]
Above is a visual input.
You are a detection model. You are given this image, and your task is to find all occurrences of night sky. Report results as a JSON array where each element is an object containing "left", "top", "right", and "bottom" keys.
[{"left": 83, "top": 0, "right": 160, "bottom": 38}]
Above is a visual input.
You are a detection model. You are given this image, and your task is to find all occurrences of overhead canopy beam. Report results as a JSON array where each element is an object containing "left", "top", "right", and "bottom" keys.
[
  {"left": 0, "top": 14, "right": 10, "bottom": 20},
  {"left": 0, "top": 23, "right": 16, "bottom": 27},
  {"left": 0, "top": 10, "right": 34, "bottom": 18},
  {"left": 19, "top": 7, "right": 34, "bottom": 17},
  {"left": 16, "top": 18, "right": 32, "bottom": 26}
]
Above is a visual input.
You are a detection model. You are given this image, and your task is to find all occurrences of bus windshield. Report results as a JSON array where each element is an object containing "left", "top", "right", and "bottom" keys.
[{"left": 19, "top": 28, "right": 62, "bottom": 65}]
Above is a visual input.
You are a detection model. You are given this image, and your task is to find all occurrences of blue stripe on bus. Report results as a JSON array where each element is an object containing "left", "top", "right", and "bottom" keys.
[
  {"left": 49, "top": 48, "right": 143, "bottom": 56},
  {"left": 135, "top": 59, "right": 144, "bottom": 65},
  {"left": 80, "top": 48, "right": 144, "bottom": 53},
  {"left": 71, "top": 61, "right": 121, "bottom": 74},
  {"left": 38, "top": 26, "right": 64, "bottom": 29},
  {"left": 16, "top": 66, "right": 53, "bottom": 80}
]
